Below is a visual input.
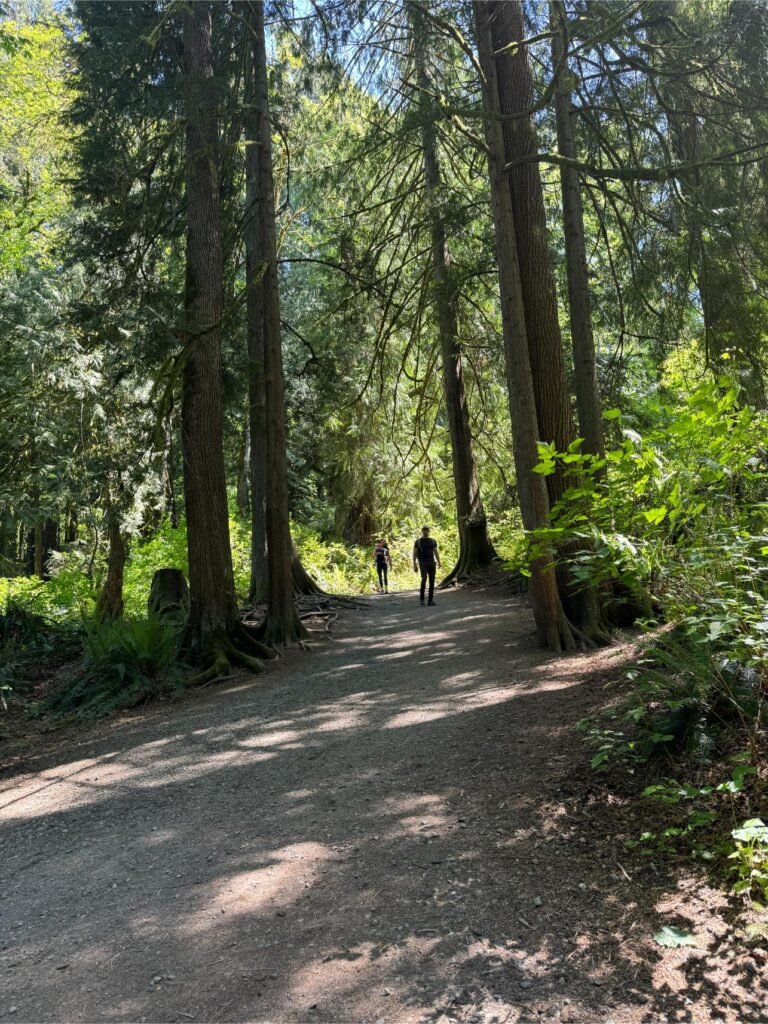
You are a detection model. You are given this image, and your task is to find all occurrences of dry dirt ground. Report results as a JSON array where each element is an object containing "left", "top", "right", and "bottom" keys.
[{"left": 1, "top": 587, "right": 766, "bottom": 1024}]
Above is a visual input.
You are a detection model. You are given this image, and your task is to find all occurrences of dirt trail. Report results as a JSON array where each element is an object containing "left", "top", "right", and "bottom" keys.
[{"left": 0, "top": 588, "right": 765, "bottom": 1023}]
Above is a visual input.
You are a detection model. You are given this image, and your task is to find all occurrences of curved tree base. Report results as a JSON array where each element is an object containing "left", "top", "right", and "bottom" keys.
[
  {"left": 187, "top": 624, "right": 278, "bottom": 686},
  {"left": 439, "top": 521, "right": 500, "bottom": 589},
  {"left": 529, "top": 556, "right": 601, "bottom": 654},
  {"left": 555, "top": 545, "right": 616, "bottom": 649},
  {"left": 234, "top": 620, "right": 280, "bottom": 660},
  {"left": 571, "top": 586, "right": 614, "bottom": 647},
  {"left": 439, "top": 551, "right": 501, "bottom": 588},
  {"left": 292, "top": 551, "right": 327, "bottom": 597},
  {"left": 538, "top": 614, "right": 577, "bottom": 653},
  {"left": 263, "top": 607, "right": 309, "bottom": 646}
]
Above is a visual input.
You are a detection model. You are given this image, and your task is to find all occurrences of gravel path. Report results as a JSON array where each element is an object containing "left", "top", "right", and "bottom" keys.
[{"left": 0, "top": 587, "right": 765, "bottom": 1023}]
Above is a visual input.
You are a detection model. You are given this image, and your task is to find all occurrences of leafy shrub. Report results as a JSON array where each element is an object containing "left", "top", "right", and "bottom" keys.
[
  {"left": 45, "top": 614, "right": 181, "bottom": 719},
  {"left": 565, "top": 379, "right": 768, "bottom": 890},
  {"left": 532, "top": 377, "right": 767, "bottom": 613},
  {"left": 0, "top": 552, "right": 95, "bottom": 623},
  {"left": 730, "top": 819, "right": 768, "bottom": 904}
]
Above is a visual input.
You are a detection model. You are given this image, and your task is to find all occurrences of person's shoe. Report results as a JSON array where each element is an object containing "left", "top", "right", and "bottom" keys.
[
  {"left": 428, "top": 600, "right": 436, "bottom": 606},
  {"left": 419, "top": 598, "right": 425, "bottom": 605},
  {"left": 385, "top": 587, "right": 389, "bottom": 593}
]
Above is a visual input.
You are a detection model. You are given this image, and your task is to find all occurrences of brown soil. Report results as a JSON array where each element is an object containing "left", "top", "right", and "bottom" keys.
[{"left": 0, "top": 587, "right": 766, "bottom": 1023}]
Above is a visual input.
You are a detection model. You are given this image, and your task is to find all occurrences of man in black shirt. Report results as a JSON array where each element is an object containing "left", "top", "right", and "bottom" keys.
[{"left": 413, "top": 525, "right": 441, "bottom": 606}]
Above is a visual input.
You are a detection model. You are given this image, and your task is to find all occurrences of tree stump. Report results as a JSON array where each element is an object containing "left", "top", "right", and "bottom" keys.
[{"left": 148, "top": 569, "right": 190, "bottom": 627}]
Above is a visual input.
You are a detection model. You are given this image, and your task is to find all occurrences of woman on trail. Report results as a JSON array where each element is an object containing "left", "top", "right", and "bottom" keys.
[{"left": 373, "top": 538, "right": 391, "bottom": 593}]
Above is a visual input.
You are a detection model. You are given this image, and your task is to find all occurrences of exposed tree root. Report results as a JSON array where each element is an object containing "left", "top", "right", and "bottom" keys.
[
  {"left": 264, "top": 608, "right": 309, "bottom": 646},
  {"left": 439, "top": 562, "right": 529, "bottom": 594},
  {"left": 187, "top": 628, "right": 273, "bottom": 686},
  {"left": 439, "top": 524, "right": 500, "bottom": 589},
  {"left": 292, "top": 542, "right": 328, "bottom": 597},
  {"left": 188, "top": 648, "right": 232, "bottom": 687},
  {"left": 234, "top": 621, "right": 279, "bottom": 660},
  {"left": 573, "top": 588, "right": 613, "bottom": 647},
  {"left": 438, "top": 557, "right": 505, "bottom": 589}
]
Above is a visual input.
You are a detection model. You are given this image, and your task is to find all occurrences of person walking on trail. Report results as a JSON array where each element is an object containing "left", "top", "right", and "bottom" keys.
[
  {"left": 373, "top": 538, "right": 391, "bottom": 593},
  {"left": 413, "top": 525, "right": 441, "bottom": 605}
]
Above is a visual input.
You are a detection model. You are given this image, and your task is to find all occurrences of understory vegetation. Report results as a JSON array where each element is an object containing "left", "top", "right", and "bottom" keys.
[{"left": 1, "top": 0, "right": 767, "bottom": 903}]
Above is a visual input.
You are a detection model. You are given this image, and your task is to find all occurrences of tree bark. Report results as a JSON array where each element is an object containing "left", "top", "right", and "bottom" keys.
[
  {"left": 95, "top": 507, "right": 126, "bottom": 621},
  {"left": 242, "top": 32, "right": 269, "bottom": 603},
  {"left": 163, "top": 402, "right": 179, "bottom": 528},
  {"left": 26, "top": 519, "right": 58, "bottom": 579},
  {"left": 181, "top": 2, "right": 240, "bottom": 648},
  {"left": 409, "top": 2, "right": 497, "bottom": 585},
  {"left": 551, "top": 0, "right": 604, "bottom": 463},
  {"left": 473, "top": 0, "right": 576, "bottom": 652},
  {"left": 489, "top": 0, "right": 612, "bottom": 642},
  {"left": 64, "top": 507, "right": 78, "bottom": 544},
  {"left": 236, "top": 418, "right": 251, "bottom": 517},
  {"left": 489, "top": 0, "right": 574, "bottom": 507},
  {"left": 33, "top": 522, "right": 44, "bottom": 579},
  {"left": 291, "top": 538, "right": 327, "bottom": 596},
  {"left": 148, "top": 568, "right": 190, "bottom": 628},
  {"left": 646, "top": 3, "right": 759, "bottom": 396},
  {"left": 244, "top": 0, "right": 305, "bottom": 642}
]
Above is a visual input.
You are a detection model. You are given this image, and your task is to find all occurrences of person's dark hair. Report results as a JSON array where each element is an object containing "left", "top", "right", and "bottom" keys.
[{"left": 421, "top": 525, "right": 430, "bottom": 533}]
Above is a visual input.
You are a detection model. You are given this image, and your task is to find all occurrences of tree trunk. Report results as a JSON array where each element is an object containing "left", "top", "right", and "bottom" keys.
[
  {"left": 489, "top": 0, "right": 611, "bottom": 642},
  {"left": 409, "top": 2, "right": 497, "bottom": 585},
  {"left": 291, "top": 538, "right": 327, "bottom": 597},
  {"left": 473, "top": 0, "right": 576, "bottom": 652},
  {"left": 41, "top": 520, "right": 58, "bottom": 579},
  {"left": 181, "top": 2, "right": 240, "bottom": 649},
  {"left": 148, "top": 568, "right": 190, "bottom": 628},
  {"left": 163, "top": 402, "right": 179, "bottom": 528},
  {"left": 64, "top": 507, "right": 78, "bottom": 544},
  {"left": 27, "top": 519, "right": 57, "bottom": 579},
  {"left": 489, "top": 0, "right": 574, "bottom": 507},
  {"left": 242, "top": 37, "right": 269, "bottom": 605},
  {"left": 244, "top": 0, "right": 305, "bottom": 642},
  {"left": 646, "top": 3, "right": 760, "bottom": 397},
  {"left": 33, "top": 522, "right": 44, "bottom": 578},
  {"left": 95, "top": 508, "right": 126, "bottom": 621},
  {"left": 236, "top": 418, "right": 251, "bottom": 517},
  {"left": 551, "top": 0, "right": 604, "bottom": 463}
]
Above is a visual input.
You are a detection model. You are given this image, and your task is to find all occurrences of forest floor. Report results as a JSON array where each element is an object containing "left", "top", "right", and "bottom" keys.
[{"left": 1, "top": 586, "right": 767, "bottom": 1024}]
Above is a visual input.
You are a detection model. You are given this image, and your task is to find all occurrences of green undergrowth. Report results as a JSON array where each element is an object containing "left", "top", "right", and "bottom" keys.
[
  {"left": 0, "top": 512, "right": 521, "bottom": 627},
  {"left": 550, "top": 378, "right": 768, "bottom": 905},
  {"left": 42, "top": 614, "right": 183, "bottom": 719},
  {"left": 0, "top": 513, "right": 523, "bottom": 722}
]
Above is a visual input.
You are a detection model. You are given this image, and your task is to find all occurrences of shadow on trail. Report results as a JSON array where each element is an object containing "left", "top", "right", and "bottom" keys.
[{"left": 0, "top": 590, "right": 762, "bottom": 1022}]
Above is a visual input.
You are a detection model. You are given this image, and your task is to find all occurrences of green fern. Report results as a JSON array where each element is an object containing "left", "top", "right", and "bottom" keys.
[{"left": 46, "top": 615, "right": 181, "bottom": 719}]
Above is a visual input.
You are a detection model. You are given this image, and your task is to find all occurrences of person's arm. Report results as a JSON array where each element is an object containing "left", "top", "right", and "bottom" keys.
[
  {"left": 412, "top": 542, "right": 418, "bottom": 572},
  {"left": 434, "top": 542, "right": 441, "bottom": 568}
]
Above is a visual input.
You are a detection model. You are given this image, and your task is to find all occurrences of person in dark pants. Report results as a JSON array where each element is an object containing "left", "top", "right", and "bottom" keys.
[
  {"left": 413, "top": 525, "right": 441, "bottom": 605},
  {"left": 373, "top": 538, "right": 391, "bottom": 593}
]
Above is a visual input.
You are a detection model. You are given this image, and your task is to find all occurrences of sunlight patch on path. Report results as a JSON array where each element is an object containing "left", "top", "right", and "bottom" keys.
[{"left": 194, "top": 842, "right": 335, "bottom": 928}]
